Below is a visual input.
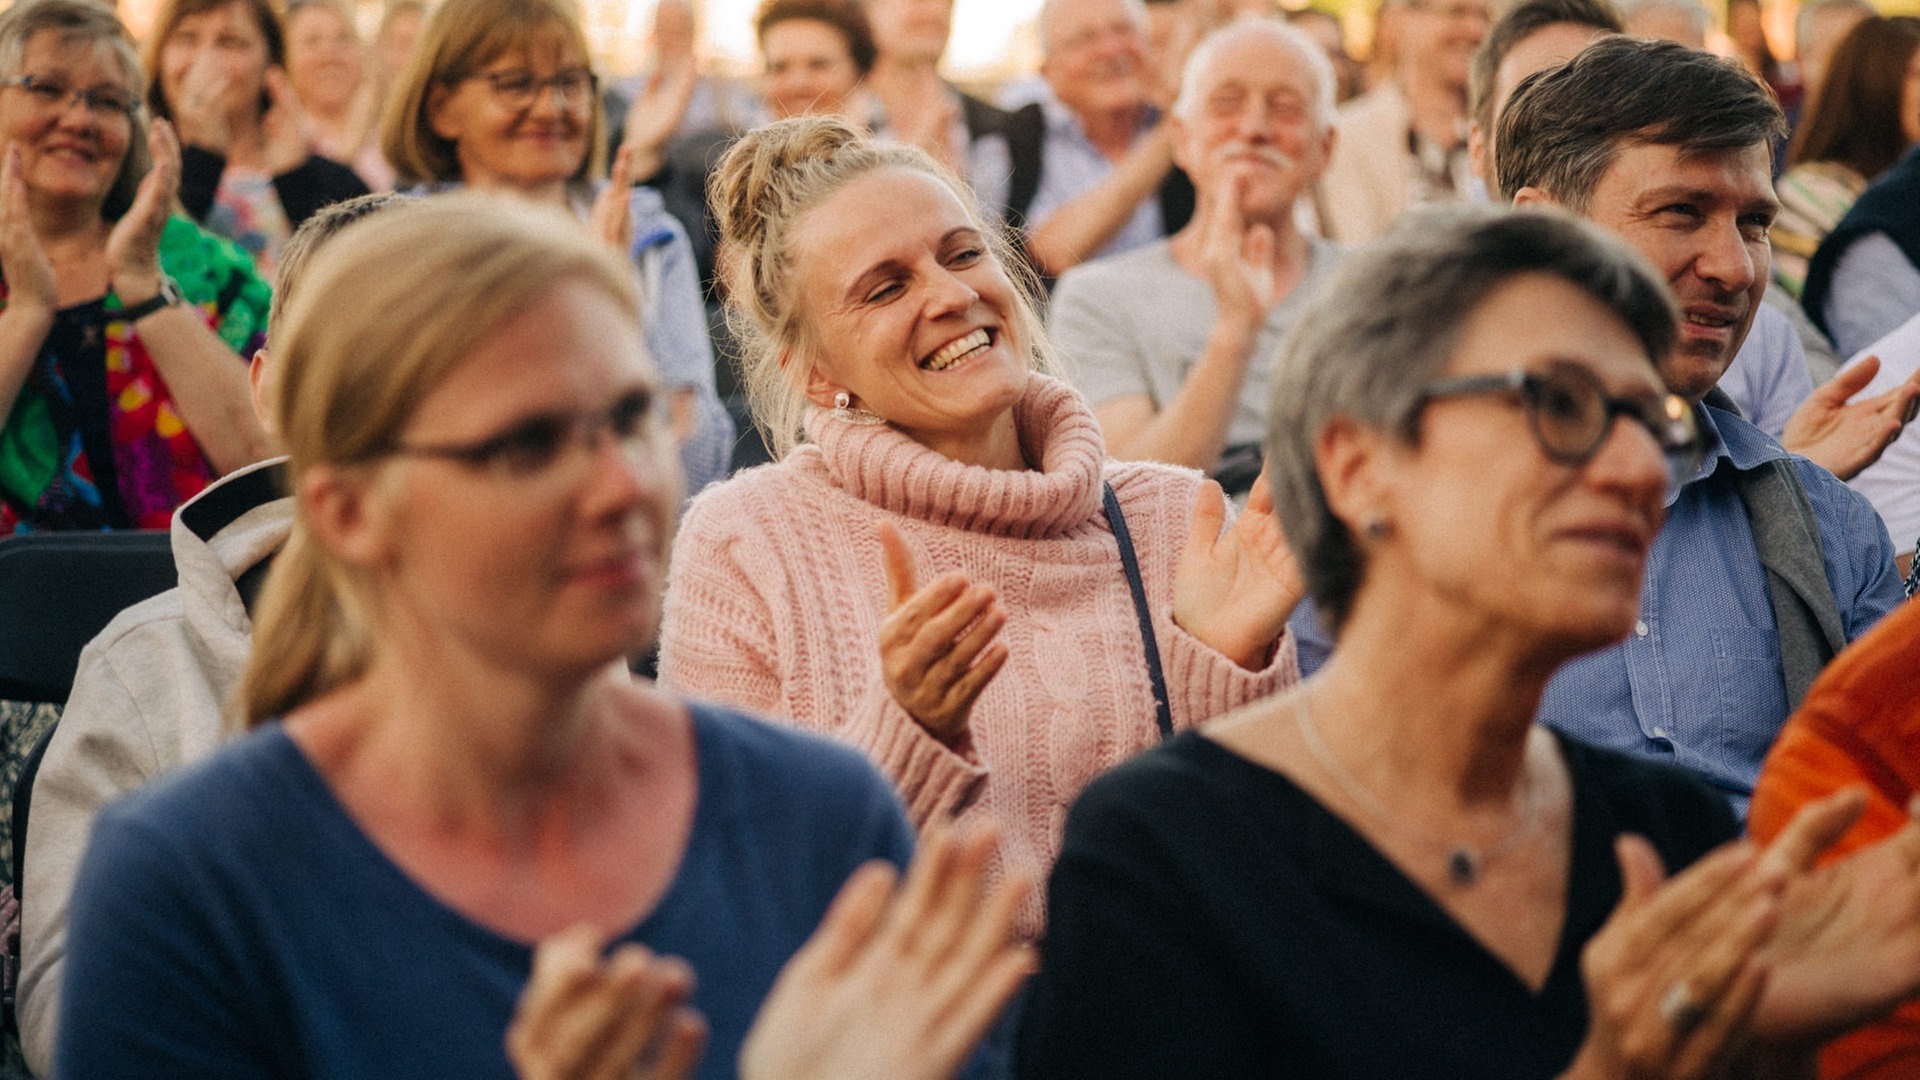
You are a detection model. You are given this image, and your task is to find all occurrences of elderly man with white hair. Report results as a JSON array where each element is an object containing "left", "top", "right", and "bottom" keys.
[{"left": 1048, "top": 16, "right": 1342, "bottom": 493}]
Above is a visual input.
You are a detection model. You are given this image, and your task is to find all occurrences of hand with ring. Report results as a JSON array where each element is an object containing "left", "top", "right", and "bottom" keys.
[{"left": 1560, "top": 788, "right": 1866, "bottom": 1079}]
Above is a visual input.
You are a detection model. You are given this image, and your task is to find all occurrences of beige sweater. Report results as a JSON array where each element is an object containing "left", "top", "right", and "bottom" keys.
[{"left": 658, "top": 375, "right": 1296, "bottom": 935}]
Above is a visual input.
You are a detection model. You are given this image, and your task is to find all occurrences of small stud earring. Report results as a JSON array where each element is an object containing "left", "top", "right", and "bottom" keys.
[
  {"left": 834, "top": 391, "right": 851, "bottom": 410},
  {"left": 1363, "top": 516, "right": 1391, "bottom": 539}
]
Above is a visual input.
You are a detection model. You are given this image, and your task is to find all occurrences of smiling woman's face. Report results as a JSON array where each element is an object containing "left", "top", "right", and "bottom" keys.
[
  {"left": 790, "top": 166, "right": 1030, "bottom": 467},
  {"left": 427, "top": 39, "right": 591, "bottom": 195},
  {"left": 0, "top": 29, "right": 134, "bottom": 213}
]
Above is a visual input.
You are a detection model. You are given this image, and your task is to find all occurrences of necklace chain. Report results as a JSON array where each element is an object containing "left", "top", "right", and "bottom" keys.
[{"left": 1293, "top": 691, "right": 1540, "bottom": 887}]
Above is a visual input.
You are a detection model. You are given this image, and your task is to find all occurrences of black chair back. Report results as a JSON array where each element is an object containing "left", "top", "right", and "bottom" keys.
[{"left": 0, "top": 532, "right": 176, "bottom": 705}]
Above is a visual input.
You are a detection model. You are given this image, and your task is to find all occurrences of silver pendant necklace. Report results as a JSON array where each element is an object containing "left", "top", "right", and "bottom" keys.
[{"left": 1294, "top": 692, "right": 1539, "bottom": 887}]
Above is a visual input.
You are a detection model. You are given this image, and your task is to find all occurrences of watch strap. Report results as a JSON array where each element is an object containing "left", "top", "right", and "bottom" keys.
[{"left": 117, "top": 276, "right": 184, "bottom": 323}]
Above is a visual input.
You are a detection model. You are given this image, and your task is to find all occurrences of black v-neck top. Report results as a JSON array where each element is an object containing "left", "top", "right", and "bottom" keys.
[{"left": 1016, "top": 728, "right": 1739, "bottom": 1079}]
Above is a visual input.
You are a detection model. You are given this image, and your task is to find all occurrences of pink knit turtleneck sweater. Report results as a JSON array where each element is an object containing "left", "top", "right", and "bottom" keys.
[{"left": 658, "top": 374, "right": 1297, "bottom": 936}]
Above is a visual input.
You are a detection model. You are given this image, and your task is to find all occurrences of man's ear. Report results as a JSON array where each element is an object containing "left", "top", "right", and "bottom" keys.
[
  {"left": 1467, "top": 121, "right": 1487, "bottom": 182},
  {"left": 1510, "top": 185, "right": 1562, "bottom": 210},
  {"left": 249, "top": 347, "right": 278, "bottom": 440}
]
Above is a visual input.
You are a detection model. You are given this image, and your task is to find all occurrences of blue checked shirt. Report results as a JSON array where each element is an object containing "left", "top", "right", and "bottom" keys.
[{"left": 1289, "top": 405, "right": 1902, "bottom": 811}]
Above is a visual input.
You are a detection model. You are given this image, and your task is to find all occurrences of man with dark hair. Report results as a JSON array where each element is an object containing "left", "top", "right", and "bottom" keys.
[
  {"left": 1490, "top": 36, "right": 1905, "bottom": 807},
  {"left": 1463, "top": 0, "right": 1619, "bottom": 185}
]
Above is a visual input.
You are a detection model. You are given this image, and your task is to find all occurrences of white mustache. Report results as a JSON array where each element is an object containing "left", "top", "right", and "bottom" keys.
[{"left": 1209, "top": 143, "right": 1296, "bottom": 171}]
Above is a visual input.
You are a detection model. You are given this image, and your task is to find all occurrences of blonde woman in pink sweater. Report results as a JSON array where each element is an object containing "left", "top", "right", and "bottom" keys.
[{"left": 657, "top": 116, "right": 1302, "bottom": 938}]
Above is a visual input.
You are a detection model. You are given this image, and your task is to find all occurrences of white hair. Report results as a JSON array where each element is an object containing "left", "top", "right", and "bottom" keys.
[
  {"left": 1171, "top": 16, "right": 1338, "bottom": 132},
  {"left": 1616, "top": 0, "right": 1710, "bottom": 38}
]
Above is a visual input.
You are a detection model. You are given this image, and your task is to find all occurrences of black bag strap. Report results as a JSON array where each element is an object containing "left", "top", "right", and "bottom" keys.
[
  {"left": 1734, "top": 457, "right": 1847, "bottom": 710},
  {"left": 1102, "top": 481, "right": 1174, "bottom": 741}
]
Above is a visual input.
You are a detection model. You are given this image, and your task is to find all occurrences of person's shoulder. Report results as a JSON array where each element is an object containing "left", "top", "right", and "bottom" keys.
[
  {"left": 678, "top": 458, "right": 817, "bottom": 536},
  {"left": 1054, "top": 239, "right": 1179, "bottom": 292},
  {"left": 684, "top": 701, "right": 909, "bottom": 852},
  {"left": 297, "top": 153, "right": 371, "bottom": 195},
  {"left": 689, "top": 702, "right": 890, "bottom": 792},
  {"left": 158, "top": 214, "right": 256, "bottom": 274},
  {"left": 1555, "top": 732, "right": 1740, "bottom": 851},
  {"left": 91, "top": 726, "right": 304, "bottom": 852},
  {"left": 1104, "top": 457, "right": 1206, "bottom": 513},
  {"left": 1334, "top": 82, "right": 1405, "bottom": 127}
]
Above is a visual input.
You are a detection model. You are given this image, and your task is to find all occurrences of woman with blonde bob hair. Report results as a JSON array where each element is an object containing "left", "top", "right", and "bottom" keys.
[
  {"left": 54, "top": 193, "right": 1029, "bottom": 1080},
  {"left": 380, "top": 0, "right": 734, "bottom": 499},
  {"left": 659, "top": 115, "right": 1302, "bottom": 941}
]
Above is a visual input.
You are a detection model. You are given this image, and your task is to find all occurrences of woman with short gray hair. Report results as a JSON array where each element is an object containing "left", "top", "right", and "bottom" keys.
[{"left": 1021, "top": 206, "right": 1920, "bottom": 1079}]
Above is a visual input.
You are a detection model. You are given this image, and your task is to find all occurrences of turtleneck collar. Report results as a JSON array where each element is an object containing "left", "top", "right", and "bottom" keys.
[{"left": 802, "top": 373, "right": 1107, "bottom": 538}]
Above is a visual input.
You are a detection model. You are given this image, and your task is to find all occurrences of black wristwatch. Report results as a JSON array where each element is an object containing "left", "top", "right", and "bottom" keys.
[{"left": 118, "top": 276, "right": 184, "bottom": 323}]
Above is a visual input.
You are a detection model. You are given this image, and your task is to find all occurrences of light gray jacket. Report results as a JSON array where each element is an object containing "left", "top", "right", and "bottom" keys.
[{"left": 17, "top": 457, "right": 291, "bottom": 1077}]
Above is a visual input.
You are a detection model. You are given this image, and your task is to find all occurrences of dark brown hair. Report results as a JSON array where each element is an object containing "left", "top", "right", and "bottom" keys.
[
  {"left": 755, "top": 0, "right": 877, "bottom": 76},
  {"left": 1787, "top": 16, "right": 1920, "bottom": 180},
  {"left": 142, "top": 0, "right": 286, "bottom": 122}
]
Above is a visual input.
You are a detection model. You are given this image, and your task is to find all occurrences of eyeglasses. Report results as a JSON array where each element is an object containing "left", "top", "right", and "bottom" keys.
[
  {"left": 384, "top": 388, "right": 665, "bottom": 486},
  {"left": 471, "top": 67, "right": 598, "bottom": 112},
  {"left": 2, "top": 75, "right": 139, "bottom": 120},
  {"left": 1414, "top": 362, "right": 1704, "bottom": 487}
]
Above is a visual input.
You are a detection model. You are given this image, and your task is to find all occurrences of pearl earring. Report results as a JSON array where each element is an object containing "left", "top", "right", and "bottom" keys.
[{"left": 834, "top": 391, "right": 851, "bottom": 410}]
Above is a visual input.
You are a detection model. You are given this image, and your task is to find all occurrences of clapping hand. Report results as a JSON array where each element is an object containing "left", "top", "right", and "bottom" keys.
[
  {"left": 104, "top": 118, "right": 181, "bottom": 303},
  {"left": 0, "top": 146, "right": 56, "bottom": 317},
  {"left": 621, "top": 60, "right": 696, "bottom": 176},
  {"left": 1172, "top": 470, "right": 1301, "bottom": 671},
  {"left": 1752, "top": 795, "right": 1920, "bottom": 1048},
  {"left": 739, "top": 824, "right": 1033, "bottom": 1080},
  {"left": 506, "top": 925, "right": 709, "bottom": 1080},
  {"left": 171, "top": 50, "right": 234, "bottom": 152},
  {"left": 876, "top": 521, "right": 1008, "bottom": 743},
  {"left": 587, "top": 144, "right": 636, "bottom": 254},
  {"left": 1563, "top": 787, "right": 1864, "bottom": 1080},
  {"left": 1782, "top": 356, "right": 1920, "bottom": 481}
]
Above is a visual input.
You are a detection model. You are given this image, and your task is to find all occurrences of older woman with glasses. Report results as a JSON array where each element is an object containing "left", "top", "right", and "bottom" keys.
[
  {"left": 382, "top": 0, "right": 733, "bottom": 499},
  {"left": 53, "top": 193, "right": 1030, "bottom": 1080},
  {"left": 1018, "top": 207, "right": 1920, "bottom": 1079},
  {"left": 143, "top": 0, "right": 369, "bottom": 275},
  {"left": 0, "top": 0, "right": 273, "bottom": 533}
]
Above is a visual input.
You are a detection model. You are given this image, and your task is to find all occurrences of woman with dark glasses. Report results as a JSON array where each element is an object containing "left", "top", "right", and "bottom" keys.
[{"left": 1019, "top": 208, "right": 1920, "bottom": 1079}]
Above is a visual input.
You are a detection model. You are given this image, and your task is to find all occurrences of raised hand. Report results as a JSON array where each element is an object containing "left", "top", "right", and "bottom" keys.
[
  {"left": 260, "top": 66, "right": 312, "bottom": 177},
  {"left": 1197, "top": 169, "right": 1278, "bottom": 323},
  {"left": 1563, "top": 787, "right": 1864, "bottom": 1080},
  {"left": 1781, "top": 356, "right": 1920, "bottom": 481},
  {"left": 0, "top": 146, "right": 56, "bottom": 316},
  {"left": 739, "top": 823, "right": 1034, "bottom": 1080},
  {"left": 171, "top": 51, "right": 234, "bottom": 152},
  {"left": 587, "top": 144, "right": 636, "bottom": 254},
  {"left": 875, "top": 520, "right": 1008, "bottom": 743},
  {"left": 104, "top": 119, "right": 180, "bottom": 303},
  {"left": 621, "top": 60, "right": 697, "bottom": 174},
  {"left": 506, "top": 924, "right": 709, "bottom": 1080},
  {"left": 1172, "top": 471, "right": 1301, "bottom": 670}
]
